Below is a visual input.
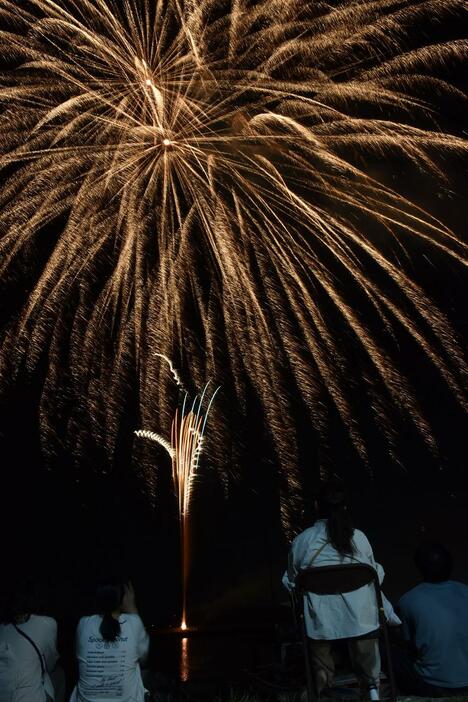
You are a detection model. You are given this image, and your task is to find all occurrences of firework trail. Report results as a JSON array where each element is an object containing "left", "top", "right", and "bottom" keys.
[
  {"left": 0, "top": 0, "right": 467, "bottom": 532},
  {"left": 136, "top": 383, "right": 219, "bottom": 626},
  {"left": 154, "top": 353, "right": 186, "bottom": 390}
]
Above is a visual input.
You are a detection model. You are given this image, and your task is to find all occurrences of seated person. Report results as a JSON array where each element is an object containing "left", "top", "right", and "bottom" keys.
[
  {"left": 0, "top": 577, "right": 64, "bottom": 702},
  {"left": 283, "top": 481, "right": 399, "bottom": 699},
  {"left": 395, "top": 542, "right": 468, "bottom": 696},
  {"left": 70, "top": 577, "right": 149, "bottom": 702}
]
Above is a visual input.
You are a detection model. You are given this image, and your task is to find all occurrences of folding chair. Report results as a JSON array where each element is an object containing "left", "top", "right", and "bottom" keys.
[{"left": 293, "top": 563, "right": 396, "bottom": 702}]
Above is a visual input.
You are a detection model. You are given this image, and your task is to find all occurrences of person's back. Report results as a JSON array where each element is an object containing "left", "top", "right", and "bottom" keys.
[
  {"left": 71, "top": 579, "right": 149, "bottom": 702},
  {"left": 398, "top": 568, "right": 468, "bottom": 688},
  {"left": 282, "top": 481, "right": 398, "bottom": 698},
  {"left": 0, "top": 580, "right": 59, "bottom": 702},
  {"left": 284, "top": 519, "right": 385, "bottom": 639},
  {"left": 396, "top": 542, "right": 468, "bottom": 694}
]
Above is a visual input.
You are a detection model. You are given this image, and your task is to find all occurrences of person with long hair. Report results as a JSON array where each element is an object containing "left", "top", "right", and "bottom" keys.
[
  {"left": 0, "top": 577, "right": 64, "bottom": 702},
  {"left": 70, "top": 578, "right": 149, "bottom": 702},
  {"left": 283, "top": 481, "right": 398, "bottom": 699}
]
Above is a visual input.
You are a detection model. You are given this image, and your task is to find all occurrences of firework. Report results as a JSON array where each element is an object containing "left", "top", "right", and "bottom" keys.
[
  {"left": 136, "top": 382, "right": 219, "bottom": 626},
  {"left": 0, "top": 0, "right": 467, "bottom": 532}
]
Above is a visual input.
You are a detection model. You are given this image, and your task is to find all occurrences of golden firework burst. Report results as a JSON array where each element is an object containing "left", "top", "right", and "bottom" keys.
[{"left": 0, "top": 0, "right": 467, "bottom": 532}]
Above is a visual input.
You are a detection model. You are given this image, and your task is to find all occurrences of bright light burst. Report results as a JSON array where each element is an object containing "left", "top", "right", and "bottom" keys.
[{"left": 0, "top": 0, "right": 467, "bottom": 531}]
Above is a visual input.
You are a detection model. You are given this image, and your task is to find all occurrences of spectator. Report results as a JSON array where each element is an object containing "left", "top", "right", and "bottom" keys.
[
  {"left": 283, "top": 481, "right": 399, "bottom": 699},
  {"left": 70, "top": 578, "right": 149, "bottom": 702},
  {"left": 0, "top": 577, "right": 65, "bottom": 702},
  {"left": 395, "top": 542, "right": 468, "bottom": 696}
]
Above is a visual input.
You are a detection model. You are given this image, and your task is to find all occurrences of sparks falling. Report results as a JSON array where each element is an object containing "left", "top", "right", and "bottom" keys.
[{"left": 0, "top": 0, "right": 467, "bottom": 533}]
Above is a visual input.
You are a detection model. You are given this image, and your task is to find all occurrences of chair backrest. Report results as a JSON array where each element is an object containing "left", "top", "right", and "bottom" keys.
[{"left": 295, "top": 563, "right": 378, "bottom": 596}]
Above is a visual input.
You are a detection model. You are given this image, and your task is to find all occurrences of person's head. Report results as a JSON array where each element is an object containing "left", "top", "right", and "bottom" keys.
[
  {"left": 414, "top": 542, "right": 453, "bottom": 583},
  {"left": 1, "top": 578, "right": 44, "bottom": 624},
  {"left": 316, "top": 480, "right": 354, "bottom": 555},
  {"left": 96, "top": 577, "right": 127, "bottom": 641}
]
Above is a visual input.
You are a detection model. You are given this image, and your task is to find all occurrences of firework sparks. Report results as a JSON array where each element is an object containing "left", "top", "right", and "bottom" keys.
[{"left": 0, "top": 0, "right": 467, "bottom": 532}]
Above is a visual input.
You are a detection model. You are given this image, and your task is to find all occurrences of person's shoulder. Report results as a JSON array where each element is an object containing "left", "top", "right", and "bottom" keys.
[
  {"left": 352, "top": 525, "right": 372, "bottom": 539},
  {"left": 30, "top": 614, "right": 57, "bottom": 630},
  {"left": 77, "top": 614, "right": 100, "bottom": 629},
  {"left": 122, "top": 613, "right": 144, "bottom": 625},
  {"left": 295, "top": 521, "right": 325, "bottom": 540},
  {"left": 120, "top": 614, "right": 145, "bottom": 634},
  {"left": 0, "top": 623, "right": 11, "bottom": 638},
  {"left": 398, "top": 583, "right": 426, "bottom": 607},
  {"left": 24, "top": 615, "right": 58, "bottom": 643},
  {"left": 351, "top": 528, "right": 372, "bottom": 548}
]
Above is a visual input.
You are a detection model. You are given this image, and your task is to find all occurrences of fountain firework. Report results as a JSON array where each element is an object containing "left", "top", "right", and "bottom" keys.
[
  {"left": 0, "top": 0, "right": 467, "bottom": 533},
  {"left": 136, "top": 379, "right": 220, "bottom": 627}
]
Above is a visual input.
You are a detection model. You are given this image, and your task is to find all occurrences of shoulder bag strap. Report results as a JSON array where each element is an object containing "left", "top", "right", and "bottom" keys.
[
  {"left": 13, "top": 624, "right": 46, "bottom": 678},
  {"left": 308, "top": 539, "right": 330, "bottom": 566}
]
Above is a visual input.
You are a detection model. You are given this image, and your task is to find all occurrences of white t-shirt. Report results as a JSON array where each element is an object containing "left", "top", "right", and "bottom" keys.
[
  {"left": 0, "top": 615, "right": 59, "bottom": 702},
  {"left": 70, "top": 614, "right": 149, "bottom": 702},
  {"left": 398, "top": 580, "right": 468, "bottom": 688},
  {"left": 283, "top": 519, "right": 399, "bottom": 639}
]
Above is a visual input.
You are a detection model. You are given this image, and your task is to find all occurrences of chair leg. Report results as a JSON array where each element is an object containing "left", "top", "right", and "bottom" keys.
[
  {"left": 380, "top": 619, "right": 397, "bottom": 702},
  {"left": 300, "top": 614, "right": 317, "bottom": 702}
]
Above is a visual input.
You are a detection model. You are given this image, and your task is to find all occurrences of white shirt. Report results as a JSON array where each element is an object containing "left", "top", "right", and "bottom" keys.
[
  {"left": 283, "top": 519, "right": 398, "bottom": 640},
  {"left": 0, "top": 615, "right": 59, "bottom": 702},
  {"left": 398, "top": 580, "right": 468, "bottom": 688},
  {"left": 70, "top": 614, "right": 149, "bottom": 702}
]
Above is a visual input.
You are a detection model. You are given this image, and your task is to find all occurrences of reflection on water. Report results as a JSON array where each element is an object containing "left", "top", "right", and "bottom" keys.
[
  {"left": 151, "top": 626, "right": 276, "bottom": 683},
  {"left": 180, "top": 636, "right": 189, "bottom": 682}
]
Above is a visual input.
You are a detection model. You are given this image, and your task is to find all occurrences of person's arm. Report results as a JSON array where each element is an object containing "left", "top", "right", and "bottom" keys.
[
  {"left": 122, "top": 583, "right": 149, "bottom": 665},
  {"left": 283, "top": 529, "right": 317, "bottom": 592},
  {"left": 122, "top": 582, "right": 139, "bottom": 614},
  {"left": 382, "top": 592, "right": 402, "bottom": 626},
  {"left": 396, "top": 599, "right": 419, "bottom": 659},
  {"left": 41, "top": 617, "right": 59, "bottom": 672},
  {"left": 135, "top": 617, "right": 150, "bottom": 666},
  {"left": 74, "top": 618, "right": 83, "bottom": 662},
  {"left": 282, "top": 547, "right": 296, "bottom": 591},
  {"left": 355, "top": 531, "right": 385, "bottom": 584}
]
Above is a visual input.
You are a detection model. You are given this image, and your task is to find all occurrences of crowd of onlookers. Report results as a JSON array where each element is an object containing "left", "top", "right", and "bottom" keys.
[{"left": 1, "top": 482, "right": 467, "bottom": 701}]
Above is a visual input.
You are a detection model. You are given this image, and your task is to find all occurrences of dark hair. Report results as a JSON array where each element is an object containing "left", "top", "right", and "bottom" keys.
[
  {"left": 414, "top": 542, "right": 453, "bottom": 583},
  {"left": 96, "top": 578, "right": 126, "bottom": 642},
  {"left": 2, "top": 578, "right": 44, "bottom": 624},
  {"left": 317, "top": 481, "right": 355, "bottom": 555}
]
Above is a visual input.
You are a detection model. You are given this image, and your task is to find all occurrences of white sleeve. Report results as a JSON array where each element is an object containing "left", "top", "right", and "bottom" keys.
[
  {"left": 283, "top": 535, "right": 301, "bottom": 589},
  {"left": 282, "top": 548, "right": 295, "bottom": 591},
  {"left": 382, "top": 593, "right": 402, "bottom": 626},
  {"left": 354, "top": 531, "right": 385, "bottom": 584},
  {"left": 75, "top": 618, "right": 85, "bottom": 658},
  {"left": 283, "top": 530, "right": 312, "bottom": 590},
  {"left": 41, "top": 617, "right": 59, "bottom": 672},
  {"left": 133, "top": 616, "right": 149, "bottom": 664}
]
